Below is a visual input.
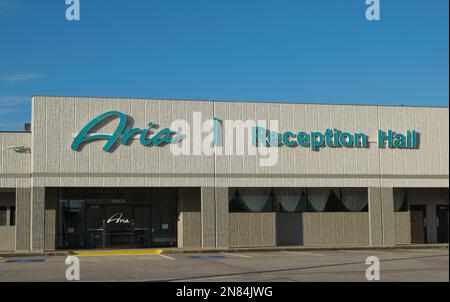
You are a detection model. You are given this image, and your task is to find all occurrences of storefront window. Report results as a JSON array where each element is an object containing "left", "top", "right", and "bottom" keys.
[
  {"left": 229, "top": 188, "right": 273, "bottom": 212},
  {"left": 0, "top": 206, "right": 6, "bottom": 226},
  {"left": 340, "top": 188, "right": 368, "bottom": 212},
  {"left": 394, "top": 188, "right": 408, "bottom": 212},
  {"left": 229, "top": 188, "right": 368, "bottom": 213},
  {"left": 57, "top": 188, "right": 177, "bottom": 249},
  {"left": 307, "top": 188, "right": 331, "bottom": 212},
  {"left": 0, "top": 192, "right": 16, "bottom": 226},
  {"left": 9, "top": 206, "right": 15, "bottom": 226},
  {"left": 273, "top": 188, "right": 308, "bottom": 212}
]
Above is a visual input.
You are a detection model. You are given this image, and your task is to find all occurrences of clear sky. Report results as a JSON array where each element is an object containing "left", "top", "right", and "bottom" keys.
[{"left": 0, "top": 0, "right": 448, "bottom": 130}]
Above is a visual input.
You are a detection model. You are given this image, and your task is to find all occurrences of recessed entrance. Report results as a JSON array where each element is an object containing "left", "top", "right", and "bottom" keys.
[{"left": 57, "top": 188, "right": 177, "bottom": 249}]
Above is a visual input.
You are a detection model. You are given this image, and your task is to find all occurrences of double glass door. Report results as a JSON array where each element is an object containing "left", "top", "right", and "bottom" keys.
[
  {"left": 86, "top": 205, "right": 151, "bottom": 249},
  {"left": 58, "top": 188, "right": 177, "bottom": 249}
]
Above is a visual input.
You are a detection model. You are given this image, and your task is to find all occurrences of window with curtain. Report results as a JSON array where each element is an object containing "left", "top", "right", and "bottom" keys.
[
  {"left": 229, "top": 187, "right": 370, "bottom": 213},
  {"left": 229, "top": 188, "right": 273, "bottom": 212},
  {"left": 341, "top": 188, "right": 368, "bottom": 212},
  {"left": 273, "top": 188, "right": 308, "bottom": 212},
  {"left": 307, "top": 188, "right": 331, "bottom": 212},
  {"left": 393, "top": 188, "right": 408, "bottom": 212}
]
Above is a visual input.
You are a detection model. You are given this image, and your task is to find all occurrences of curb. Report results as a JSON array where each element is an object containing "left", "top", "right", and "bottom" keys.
[
  {"left": 159, "top": 244, "right": 449, "bottom": 254},
  {"left": 1, "top": 244, "right": 447, "bottom": 258},
  {"left": 72, "top": 249, "right": 163, "bottom": 256}
]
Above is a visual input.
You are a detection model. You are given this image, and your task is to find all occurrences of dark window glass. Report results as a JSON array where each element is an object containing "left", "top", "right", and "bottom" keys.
[
  {"left": 394, "top": 188, "right": 408, "bottom": 212},
  {"left": 0, "top": 206, "right": 6, "bottom": 226},
  {"left": 151, "top": 188, "right": 177, "bottom": 247},
  {"left": 323, "top": 190, "right": 348, "bottom": 212},
  {"left": 9, "top": 206, "right": 15, "bottom": 226},
  {"left": 229, "top": 189, "right": 246, "bottom": 212}
]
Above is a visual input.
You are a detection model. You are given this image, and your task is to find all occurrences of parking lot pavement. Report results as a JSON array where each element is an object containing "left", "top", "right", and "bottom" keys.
[{"left": 0, "top": 248, "right": 448, "bottom": 282}]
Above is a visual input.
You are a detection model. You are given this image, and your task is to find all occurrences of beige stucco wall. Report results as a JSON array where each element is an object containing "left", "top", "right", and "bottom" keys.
[
  {"left": 0, "top": 226, "right": 15, "bottom": 251},
  {"left": 29, "top": 96, "right": 448, "bottom": 188},
  {"left": 229, "top": 213, "right": 276, "bottom": 247},
  {"left": 394, "top": 212, "right": 411, "bottom": 245},
  {"left": 303, "top": 213, "right": 370, "bottom": 246},
  {"left": 0, "top": 132, "right": 31, "bottom": 188},
  {"left": 230, "top": 212, "right": 370, "bottom": 247},
  {"left": 177, "top": 188, "right": 201, "bottom": 248}
]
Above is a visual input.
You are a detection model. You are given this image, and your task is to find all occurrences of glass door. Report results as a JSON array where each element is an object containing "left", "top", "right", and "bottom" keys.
[
  {"left": 151, "top": 188, "right": 177, "bottom": 247},
  {"left": 133, "top": 206, "right": 151, "bottom": 248},
  {"left": 86, "top": 204, "right": 105, "bottom": 248}
]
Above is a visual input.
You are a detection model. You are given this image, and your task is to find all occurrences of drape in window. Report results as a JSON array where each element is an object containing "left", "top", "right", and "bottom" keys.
[
  {"left": 393, "top": 189, "right": 407, "bottom": 211},
  {"left": 341, "top": 188, "right": 368, "bottom": 212},
  {"left": 308, "top": 188, "right": 330, "bottom": 212},
  {"left": 273, "top": 188, "right": 306, "bottom": 212},
  {"left": 238, "top": 188, "right": 272, "bottom": 212}
]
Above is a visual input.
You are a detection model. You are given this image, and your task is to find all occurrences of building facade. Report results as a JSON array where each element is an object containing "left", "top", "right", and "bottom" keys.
[{"left": 0, "top": 96, "right": 448, "bottom": 252}]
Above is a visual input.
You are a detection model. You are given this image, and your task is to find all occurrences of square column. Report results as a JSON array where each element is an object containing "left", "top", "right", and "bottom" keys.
[
  {"left": 31, "top": 187, "right": 45, "bottom": 252},
  {"left": 201, "top": 187, "right": 229, "bottom": 248},
  {"left": 44, "top": 188, "right": 58, "bottom": 251},
  {"left": 15, "top": 188, "right": 31, "bottom": 252},
  {"left": 368, "top": 187, "right": 395, "bottom": 247}
]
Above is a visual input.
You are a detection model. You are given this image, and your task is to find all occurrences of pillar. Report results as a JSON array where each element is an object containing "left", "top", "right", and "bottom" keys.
[
  {"left": 44, "top": 188, "right": 58, "bottom": 251},
  {"left": 15, "top": 188, "right": 31, "bottom": 252},
  {"left": 31, "top": 187, "right": 45, "bottom": 252},
  {"left": 215, "top": 187, "right": 229, "bottom": 248},
  {"left": 201, "top": 187, "right": 229, "bottom": 248},
  {"left": 368, "top": 187, "right": 395, "bottom": 247}
]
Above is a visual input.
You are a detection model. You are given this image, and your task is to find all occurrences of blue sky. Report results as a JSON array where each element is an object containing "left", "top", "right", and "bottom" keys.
[{"left": 0, "top": 0, "right": 448, "bottom": 130}]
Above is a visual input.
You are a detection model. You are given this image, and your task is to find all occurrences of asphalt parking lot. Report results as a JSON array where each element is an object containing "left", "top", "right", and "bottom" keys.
[{"left": 0, "top": 248, "right": 448, "bottom": 282}]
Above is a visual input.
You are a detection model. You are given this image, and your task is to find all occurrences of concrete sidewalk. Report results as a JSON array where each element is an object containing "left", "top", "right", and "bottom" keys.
[{"left": 0, "top": 243, "right": 447, "bottom": 258}]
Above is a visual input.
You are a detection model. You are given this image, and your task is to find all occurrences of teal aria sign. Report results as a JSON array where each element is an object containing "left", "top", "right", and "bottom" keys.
[
  {"left": 71, "top": 111, "right": 178, "bottom": 152},
  {"left": 71, "top": 111, "right": 418, "bottom": 152}
]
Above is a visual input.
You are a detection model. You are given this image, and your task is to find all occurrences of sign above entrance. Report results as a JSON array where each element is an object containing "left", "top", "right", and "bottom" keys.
[
  {"left": 71, "top": 110, "right": 419, "bottom": 168},
  {"left": 71, "top": 111, "right": 179, "bottom": 152}
]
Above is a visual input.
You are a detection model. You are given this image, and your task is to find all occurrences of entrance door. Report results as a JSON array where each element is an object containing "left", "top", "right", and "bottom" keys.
[
  {"left": 104, "top": 205, "right": 133, "bottom": 248},
  {"left": 151, "top": 188, "right": 177, "bottom": 247},
  {"left": 133, "top": 206, "right": 151, "bottom": 248},
  {"left": 86, "top": 204, "right": 105, "bottom": 248},
  {"left": 410, "top": 205, "right": 427, "bottom": 244},
  {"left": 436, "top": 205, "right": 449, "bottom": 243}
]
